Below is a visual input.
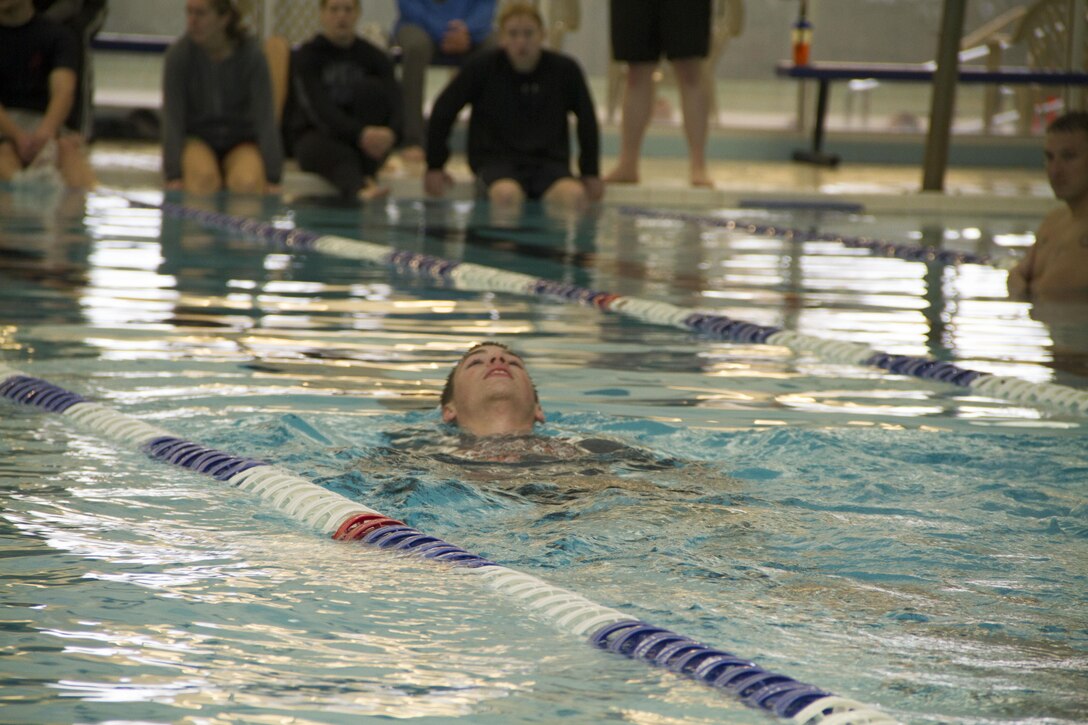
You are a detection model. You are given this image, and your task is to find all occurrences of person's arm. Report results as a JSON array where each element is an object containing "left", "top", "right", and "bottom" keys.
[
  {"left": 247, "top": 43, "right": 283, "bottom": 185},
  {"left": 0, "top": 105, "right": 21, "bottom": 139},
  {"left": 160, "top": 42, "right": 187, "bottom": 184},
  {"left": 373, "top": 45, "right": 404, "bottom": 147},
  {"left": 1007, "top": 238, "right": 1038, "bottom": 298},
  {"left": 14, "top": 66, "right": 76, "bottom": 165},
  {"left": 424, "top": 55, "right": 480, "bottom": 172},
  {"left": 291, "top": 43, "right": 365, "bottom": 146},
  {"left": 40, "top": 65, "right": 76, "bottom": 133},
  {"left": 568, "top": 57, "right": 601, "bottom": 181}
]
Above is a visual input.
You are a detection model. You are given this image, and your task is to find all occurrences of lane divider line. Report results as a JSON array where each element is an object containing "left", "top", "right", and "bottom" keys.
[
  {"left": 112, "top": 195, "right": 1086, "bottom": 416},
  {"left": 1, "top": 365, "right": 898, "bottom": 724}
]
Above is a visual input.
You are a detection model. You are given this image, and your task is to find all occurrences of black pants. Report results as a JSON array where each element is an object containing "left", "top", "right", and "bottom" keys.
[{"left": 293, "top": 131, "right": 382, "bottom": 198}]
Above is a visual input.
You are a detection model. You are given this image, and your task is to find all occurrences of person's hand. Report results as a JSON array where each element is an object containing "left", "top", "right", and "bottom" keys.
[
  {"left": 359, "top": 126, "right": 395, "bottom": 159},
  {"left": 424, "top": 168, "right": 452, "bottom": 197},
  {"left": 15, "top": 127, "right": 51, "bottom": 165},
  {"left": 582, "top": 176, "right": 604, "bottom": 203},
  {"left": 440, "top": 19, "right": 471, "bottom": 55}
]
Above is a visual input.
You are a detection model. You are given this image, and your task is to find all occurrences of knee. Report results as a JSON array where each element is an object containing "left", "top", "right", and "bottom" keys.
[
  {"left": 184, "top": 167, "right": 223, "bottom": 195},
  {"left": 626, "top": 63, "right": 656, "bottom": 87},
  {"left": 226, "top": 168, "right": 266, "bottom": 194},
  {"left": 488, "top": 179, "right": 525, "bottom": 206},
  {"left": 671, "top": 59, "right": 705, "bottom": 88},
  {"left": 544, "top": 179, "right": 586, "bottom": 208}
]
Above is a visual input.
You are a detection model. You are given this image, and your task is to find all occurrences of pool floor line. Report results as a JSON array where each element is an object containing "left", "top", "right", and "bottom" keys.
[
  {"left": 0, "top": 365, "right": 899, "bottom": 724},
  {"left": 109, "top": 190, "right": 1088, "bottom": 417}
]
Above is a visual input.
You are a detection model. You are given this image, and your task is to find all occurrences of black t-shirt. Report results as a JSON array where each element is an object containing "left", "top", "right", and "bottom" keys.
[
  {"left": 0, "top": 14, "right": 78, "bottom": 115},
  {"left": 426, "top": 48, "right": 600, "bottom": 177}
]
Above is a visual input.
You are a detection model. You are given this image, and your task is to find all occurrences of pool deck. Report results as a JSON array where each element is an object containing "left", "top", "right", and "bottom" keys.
[{"left": 90, "top": 132, "right": 1057, "bottom": 218}]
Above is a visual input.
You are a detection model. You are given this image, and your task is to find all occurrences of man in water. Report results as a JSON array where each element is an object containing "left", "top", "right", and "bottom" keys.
[
  {"left": 440, "top": 342, "right": 544, "bottom": 437},
  {"left": 1007, "top": 111, "right": 1088, "bottom": 300},
  {"left": 437, "top": 341, "right": 676, "bottom": 469}
]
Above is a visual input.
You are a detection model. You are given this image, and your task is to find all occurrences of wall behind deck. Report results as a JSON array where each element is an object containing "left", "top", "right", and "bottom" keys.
[{"left": 102, "top": 0, "right": 1033, "bottom": 80}]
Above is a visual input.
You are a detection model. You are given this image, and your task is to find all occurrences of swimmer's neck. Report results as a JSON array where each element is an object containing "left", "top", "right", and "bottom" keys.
[
  {"left": 447, "top": 400, "right": 542, "bottom": 437},
  {"left": 457, "top": 418, "right": 537, "bottom": 437}
]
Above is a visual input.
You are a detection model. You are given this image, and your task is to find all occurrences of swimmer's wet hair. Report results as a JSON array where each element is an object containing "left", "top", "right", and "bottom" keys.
[
  {"left": 1048, "top": 111, "right": 1088, "bottom": 135},
  {"left": 440, "top": 342, "right": 538, "bottom": 407}
]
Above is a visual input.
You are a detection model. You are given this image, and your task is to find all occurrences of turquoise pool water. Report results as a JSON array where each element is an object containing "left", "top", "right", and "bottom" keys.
[{"left": 1, "top": 187, "right": 1086, "bottom": 724}]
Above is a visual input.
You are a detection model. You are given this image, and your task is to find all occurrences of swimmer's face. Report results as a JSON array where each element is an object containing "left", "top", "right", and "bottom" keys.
[
  {"left": 1045, "top": 129, "right": 1088, "bottom": 206},
  {"left": 442, "top": 344, "right": 544, "bottom": 433}
]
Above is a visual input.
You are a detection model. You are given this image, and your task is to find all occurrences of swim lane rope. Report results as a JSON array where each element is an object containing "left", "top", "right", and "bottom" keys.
[
  {"left": 0, "top": 365, "right": 898, "bottom": 724},
  {"left": 117, "top": 194, "right": 1087, "bottom": 416},
  {"left": 616, "top": 206, "right": 1011, "bottom": 268}
]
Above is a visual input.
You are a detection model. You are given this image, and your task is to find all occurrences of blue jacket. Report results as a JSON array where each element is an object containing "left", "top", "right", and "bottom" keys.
[{"left": 394, "top": 0, "right": 496, "bottom": 45}]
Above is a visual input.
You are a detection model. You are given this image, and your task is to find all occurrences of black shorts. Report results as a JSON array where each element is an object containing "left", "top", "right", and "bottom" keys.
[
  {"left": 610, "top": 0, "right": 712, "bottom": 62},
  {"left": 476, "top": 159, "right": 572, "bottom": 200},
  {"left": 197, "top": 129, "right": 258, "bottom": 161}
]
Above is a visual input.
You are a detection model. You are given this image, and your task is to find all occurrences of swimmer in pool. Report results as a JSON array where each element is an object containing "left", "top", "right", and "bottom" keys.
[{"left": 438, "top": 341, "right": 640, "bottom": 463}]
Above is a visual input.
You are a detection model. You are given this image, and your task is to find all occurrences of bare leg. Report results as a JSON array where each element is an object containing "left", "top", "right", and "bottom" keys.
[
  {"left": 541, "top": 177, "right": 586, "bottom": 209},
  {"left": 223, "top": 143, "right": 267, "bottom": 194},
  {"left": 672, "top": 57, "right": 712, "bottom": 187},
  {"left": 488, "top": 178, "right": 526, "bottom": 207},
  {"left": 604, "top": 62, "right": 656, "bottom": 184},
  {"left": 56, "top": 135, "right": 97, "bottom": 189},
  {"left": 181, "top": 139, "right": 223, "bottom": 195}
]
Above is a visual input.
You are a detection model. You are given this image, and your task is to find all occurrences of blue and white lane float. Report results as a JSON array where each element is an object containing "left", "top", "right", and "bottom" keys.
[
  {"left": 616, "top": 206, "right": 1006, "bottom": 268},
  {"left": 0, "top": 365, "right": 898, "bottom": 724},
  {"left": 126, "top": 195, "right": 1088, "bottom": 416}
]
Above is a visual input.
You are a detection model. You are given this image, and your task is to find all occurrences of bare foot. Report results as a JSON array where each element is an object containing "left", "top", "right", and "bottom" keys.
[
  {"left": 357, "top": 181, "right": 390, "bottom": 201},
  {"left": 399, "top": 145, "right": 425, "bottom": 164},
  {"left": 604, "top": 167, "right": 639, "bottom": 184},
  {"left": 691, "top": 173, "right": 715, "bottom": 188}
]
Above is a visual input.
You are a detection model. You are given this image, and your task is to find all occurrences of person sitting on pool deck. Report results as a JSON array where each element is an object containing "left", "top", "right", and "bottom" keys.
[
  {"left": 0, "top": 0, "right": 96, "bottom": 189},
  {"left": 1007, "top": 111, "right": 1088, "bottom": 300},
  {"left": 423, "top": 1, "right": 603, "bottom": 209},
  {"left": 161, "top": 0, "right": 283, "bottom": 195},
  {"left": 285, "top": 0, "right": 402, "bottom": 201}
]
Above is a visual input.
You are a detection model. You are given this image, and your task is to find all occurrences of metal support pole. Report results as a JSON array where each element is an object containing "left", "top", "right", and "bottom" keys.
[
  {"left": 1070, "top": 0, "right": 1087, "bottom": 111},
  {"left": 921, "top": 0, "right": 968, "bottom": 192}
]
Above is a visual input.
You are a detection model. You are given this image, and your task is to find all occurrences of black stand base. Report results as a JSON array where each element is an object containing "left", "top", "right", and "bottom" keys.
[{"left": 792, "top": 149, "right": 841, "bottom": 167}]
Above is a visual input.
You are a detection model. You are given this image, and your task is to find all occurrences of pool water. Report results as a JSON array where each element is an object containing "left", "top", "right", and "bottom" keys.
[{"left": 1, "top": 187, "right": 1086, "bottom": 724}]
